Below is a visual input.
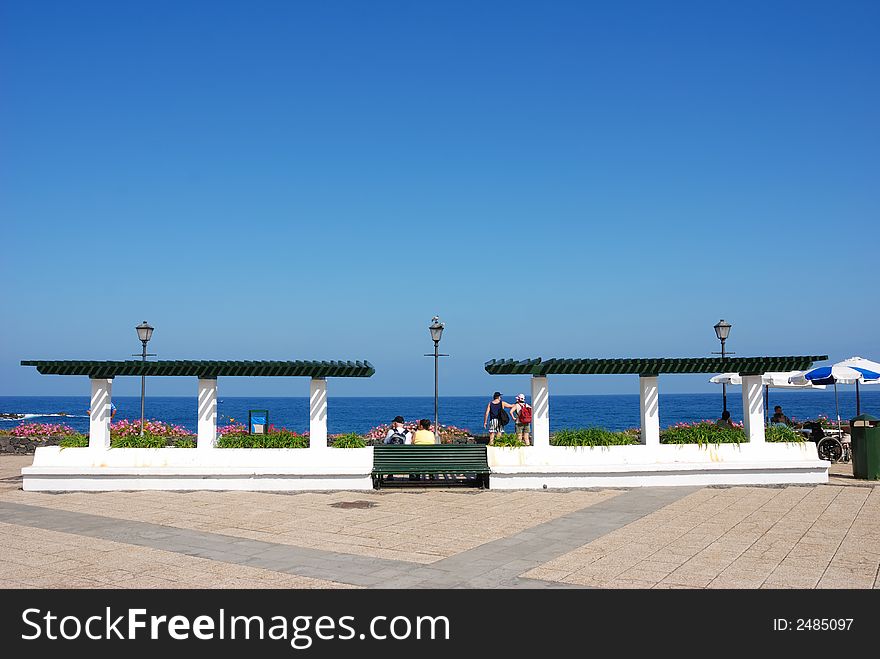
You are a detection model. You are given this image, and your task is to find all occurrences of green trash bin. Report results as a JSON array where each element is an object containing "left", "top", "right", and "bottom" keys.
[{"left": 850, "top": 414, "right": 880, "bottom": 480}]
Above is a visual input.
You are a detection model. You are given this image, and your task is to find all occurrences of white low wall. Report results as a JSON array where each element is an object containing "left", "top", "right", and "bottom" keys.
[
  {"left": 487, "top": 442, "right": 828, "bottom": 489},
  {"left": 22, "top": 447, "right": 375, "bottom": 491},
  {"left": 20, "top": 442, "right": 828, "bottom": 491}
]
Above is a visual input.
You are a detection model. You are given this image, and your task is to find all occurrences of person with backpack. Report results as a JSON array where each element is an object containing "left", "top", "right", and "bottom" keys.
[
  {"left": 483, "top": 392, "right": 514, "bottom": 446},
  {"left": 384, "top": 416, "right": 412, "bottom": 445},
  {"left": 511, "top": 393, "right": 532, "bottom": 446}
]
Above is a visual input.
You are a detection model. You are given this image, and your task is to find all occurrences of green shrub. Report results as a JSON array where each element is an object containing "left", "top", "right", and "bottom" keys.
[
  {"left": 331, "top": 433, "right": 367, "bottom": 448},
  {"left": 172, "top": 438, "right": 197, "bottom": 448},
  {"left": 492, "top": 434, "right": 526, "bottom": 448},
  {"left": 59, "top": 435, "right": 88, "bottom": 448},
  {"left": 551, "top": 428, "right": 639, "bottom": 447},
  {"left": 110, "top": 434, "right": 168, "bottom": 448},
  {"left": 660, "top": 422, "right": 746, "bottom": 445},
  {"left": 766, "top": 425, "right": 804, "bottom": 443},
  {"left": 216, "top": 431, "right": 308, "bottom": 448}
]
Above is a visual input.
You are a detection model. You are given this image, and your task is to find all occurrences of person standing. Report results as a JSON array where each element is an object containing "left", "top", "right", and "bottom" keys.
[
  {"left": 412, "top": 418, "right": 436, "bottom": 445},
  {"left": 483, "top": 392, "right": 514, "bottom": 445},
  {"left": 511, "top": 393, "right": 532, "bottom": 446}
]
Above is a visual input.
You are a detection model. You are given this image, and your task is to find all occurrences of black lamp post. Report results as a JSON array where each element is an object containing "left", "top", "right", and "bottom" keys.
[
  {"left": 713, "top": 319, "right": 732, "bottom": 414},
  {"left": 425, "top": 317, "right": 447, "bottom": 443},
  {"left": 135, "top": 321, "right": 154, "bottom": 437}
]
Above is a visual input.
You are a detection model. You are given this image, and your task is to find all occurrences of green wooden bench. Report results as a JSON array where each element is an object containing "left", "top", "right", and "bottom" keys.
[{"left": 372, "top": 444, "right": 490, "bottom": 489}]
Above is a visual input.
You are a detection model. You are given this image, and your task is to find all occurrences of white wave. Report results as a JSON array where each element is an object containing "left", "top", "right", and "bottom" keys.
[{"left": 0, "top": 413, "right": 88, "bottom": 421}]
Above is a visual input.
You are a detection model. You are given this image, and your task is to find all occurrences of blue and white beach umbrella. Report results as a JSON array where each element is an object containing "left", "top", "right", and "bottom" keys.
[
  {"left": 790, "top": 356, "right": 880, "bottom": 430},
  {"left": 710, "top": 371, "right": 824, "bottom": 426}
]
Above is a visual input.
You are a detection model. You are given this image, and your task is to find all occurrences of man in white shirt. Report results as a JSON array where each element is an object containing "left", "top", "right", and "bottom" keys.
[{"left": 384, "top": 416, "right": 412, "bottom": 444}]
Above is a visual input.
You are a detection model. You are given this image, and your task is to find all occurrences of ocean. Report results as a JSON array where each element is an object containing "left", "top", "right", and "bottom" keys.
[{"left": 1, "top": 391, "right": 877, "bottom": 435}]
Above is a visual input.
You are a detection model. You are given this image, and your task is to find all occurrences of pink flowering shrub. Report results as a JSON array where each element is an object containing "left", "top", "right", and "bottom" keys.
[
  {"left": 10, "top": 423, "right": 77, "bottom": 437},
  {"left": 217, "top": 422, "right": 248, "bottom": 437},
  {"left": 365, "top": 422, "right": 470, "bottom": 444},
  {"left": 667, "top": 419, "right": 744, "bottom": 430},
  {"left": 110, "top": 419, "right": 195, "bottom": 438}
]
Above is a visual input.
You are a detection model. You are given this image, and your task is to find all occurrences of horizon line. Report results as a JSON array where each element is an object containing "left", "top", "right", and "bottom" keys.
[{"left": 0, "top": 391, "right": 856, "bottom": 399}]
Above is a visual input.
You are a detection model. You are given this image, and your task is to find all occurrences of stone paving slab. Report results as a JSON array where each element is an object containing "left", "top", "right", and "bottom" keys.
[
  {"left": 0, "top": 456, "right": 621, "bottom": 565},
  {"left": 0, "top": 485, "right": 694, "bottom": 589},
  {"left": 1, "top": 456, "right": 878, "bottom": 590},
  {"left": 524, "top": 484, "right": 880, "bottom": 589},
  {"left": 0, "top": 521, "right": 356, "bottom": 589}
]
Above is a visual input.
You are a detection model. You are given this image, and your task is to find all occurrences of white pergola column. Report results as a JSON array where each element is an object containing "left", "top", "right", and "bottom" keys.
[
  {"left": 639, "top": 375, "right": 660, "bottom": 447},
  {"left": 197, "top": 378, "right": 218, "bottom": 449},
  {"left": 89, "top": 378, "right": 113, "bottom": 450},
  {"left": 742, "top": 374, "right": 765, "bottom": 444},
  {"left": 310, "top": 377, "right": 328, "bottom": 450},
  {"left": 531, "top": 376, "right": 550, "bottom": 449}
]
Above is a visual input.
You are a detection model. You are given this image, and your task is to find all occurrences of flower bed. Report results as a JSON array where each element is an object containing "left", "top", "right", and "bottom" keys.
[
  {"left": 765, "top": 424, "right": 804, "bottom": 443},
  {"left": 216, "top": 422, "right": 371, "bottom": 447},
  {"left": 661, "top": 421, "right": 746, "bottom": 445},
  {"left": 365, "top": 422, "right": 471, "bottom": 444},
  {"left": 330, "top": 433, "right": 367, "bottom": 448},
  {"left": 59, "top": 435, "right": 89, "bottom": 448},
  {"left": 217, "top": 430, "right": 309, "bottom": 448},
  {"left": 111, "top": 419, "right": 195, "bottom": 438},
  {"left": 0, "top": 422, "right": 86, "bottom": 454},
  {"left": 493, "top": 434, "right": 527, "bottom": 448},
  {"left": 110, "top": 435, "right": 196, "bottom": 448},
  {"left": 551, "top": 428, "right": 640, "bottom": 447},
  {"left": 9, "top": 423, "right": 76, "bottom": 437},
  {"left": 658, "top": 420, "right": 805, "bottom": 445}
]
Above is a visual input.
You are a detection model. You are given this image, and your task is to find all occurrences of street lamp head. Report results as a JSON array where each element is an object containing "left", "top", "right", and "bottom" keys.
[
  {"left": 136, "top": 321, "right": 154, "bottom": 344},
  {"left": 713, "top": 319, "right": 731, "bottom": 342},
  {"left": 429, "top": 316, "right": 444, "bottom": 343}
]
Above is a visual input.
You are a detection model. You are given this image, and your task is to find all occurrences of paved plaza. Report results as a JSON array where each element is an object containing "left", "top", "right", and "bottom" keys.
[{"left": 0, "top": 455, "right": 877, "bottom": 589}]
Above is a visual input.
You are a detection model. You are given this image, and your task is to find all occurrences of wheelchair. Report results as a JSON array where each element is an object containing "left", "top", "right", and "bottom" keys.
[{"left": 803, "top": 422, "right": 851, "bottom": 464}]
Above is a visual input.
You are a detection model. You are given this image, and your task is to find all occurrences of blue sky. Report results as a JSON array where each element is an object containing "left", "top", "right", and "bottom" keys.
[{"left": 2, "top": 0, "right": 877, "bottom": 397}]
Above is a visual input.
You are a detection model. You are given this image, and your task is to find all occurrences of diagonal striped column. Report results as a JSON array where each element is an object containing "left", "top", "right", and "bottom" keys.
[
  {"left": 639, "top": 376, "right": 660, "bottom": 446},
  {"left": 531, "top": 376, "right": 550, "bottom": 449},
  {"left": 742, "top": 374, "right": 765, "bottom": 444},
  {"left": 89, "top": 378, "right": 113, "bottom": 450},
  {"left": 197, "top": 378, "right": 218, "bottom": 449},
  {"left": 310, "top": 377, "right": 328, "bottom": 450}
]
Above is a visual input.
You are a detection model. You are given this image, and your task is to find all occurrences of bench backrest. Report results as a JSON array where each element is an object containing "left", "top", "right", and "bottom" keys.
[{"left": 373, "top": 444, "right": 489, "bottom": 473}]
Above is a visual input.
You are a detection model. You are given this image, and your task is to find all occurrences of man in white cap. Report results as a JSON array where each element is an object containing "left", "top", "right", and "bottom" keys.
[{"left": 511, "top": 393, "right": 532, "bottom": 446}]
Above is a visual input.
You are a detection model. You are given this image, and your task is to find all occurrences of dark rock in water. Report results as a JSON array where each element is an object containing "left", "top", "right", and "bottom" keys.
[{"left": 0, "top": 413, "right": 24, "bottom": 420}]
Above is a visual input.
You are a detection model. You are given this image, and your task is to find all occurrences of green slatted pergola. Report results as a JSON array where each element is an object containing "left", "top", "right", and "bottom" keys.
[
  {"left": 21, "top": 359, "right": 374, "bottom": 450},
  {"left": 21, "top": 359, "right": 375, "bottom": 379},
  {"left": 483, "top": 354, "right": 828, "bottom": 448},
  {"left": 484, "top": 356, "right": 826, "bottom": 377}
]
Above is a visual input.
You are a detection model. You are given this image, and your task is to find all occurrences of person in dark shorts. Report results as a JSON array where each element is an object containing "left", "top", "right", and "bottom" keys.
[{"left": 483, "top": 392, "right": 514, "bottom": 445}]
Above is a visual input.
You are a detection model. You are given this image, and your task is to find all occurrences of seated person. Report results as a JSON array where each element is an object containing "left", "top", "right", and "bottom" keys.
[
  {"left": 715, "top": 410, "right": 733, "bottom": 427},
  {"left": 412, "top": 418, "right": 436, "bottom": 445},
  {"left": 770, "top": 405, "right": 792, "bottom": 426},
  {"left": 803, "top": 421, "right": 825, "bottom": 443},
  {"left": 384, "top": 416, "right": 412, "bottom": 444}
]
